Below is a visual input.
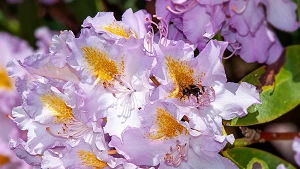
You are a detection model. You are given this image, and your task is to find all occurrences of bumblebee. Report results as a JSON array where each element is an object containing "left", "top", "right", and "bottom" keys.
[{"left": 181, "top": 84, "right": 205, "bottom": 102}]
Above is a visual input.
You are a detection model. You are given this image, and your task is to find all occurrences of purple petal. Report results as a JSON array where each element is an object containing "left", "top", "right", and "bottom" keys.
[
  {"left": 196, "top": 40, "right": 228, "bottom": 85},
  {"left": 183, "top": 5, "right": 210, "bottom": 44},
  {"left": 262, "top": 0, "right": 300, "bottom": 32}
]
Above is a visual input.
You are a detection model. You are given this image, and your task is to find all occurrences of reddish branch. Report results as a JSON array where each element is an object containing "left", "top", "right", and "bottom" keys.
[{"left": 238, "top": 127, "right": 300, "bottom": 145}]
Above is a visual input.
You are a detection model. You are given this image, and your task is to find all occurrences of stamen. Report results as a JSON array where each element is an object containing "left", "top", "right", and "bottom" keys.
[
  {"left": 0, "top": 154, "right": 10, "bottom": 166},
  {"left": 190, "top": 128, "right": 201, "bottom": 133},
  {"left": 143, "top": 28, "right": 156, "bottom": 56},
  {"left": 180, "top": 85, "right": 216, "bottom": 107},
  {"left": 223, "top": 44, "right": 241, "bottom": 59},
  {"left": 231, "top": 0, "right": 248, "bottom": 14},
  {"left": 231, "top": 5, "right": 246, "bottom": 14},
  {"left": 208, "top": 87, "right": 216, "bottom": 102},
  {"left": 46, "top": 119, "right": 90, "bottom": 139},
  {"left": 166, "top": 0, "right": 198, "bottom": 15},
  {"left": 150, "top": 75, "right": 161, "bottom": 87},
  {"left": 195, "top": 86, "right": 215, "bottom": 106},
  {"left": 146, "top": 16, "right": 169, "bottom": 46},
  {"left": 6, "top": 114, "right": 14, "bottom": 121},
  {"left": 103, "top": 74, "right": 139, "bottom": 121},
  {"left": 164, "top": 140, "right": 188, "bottom": 167},
  {"left": 117, "top": 92, "right": 138, "bottom": 122},
  {"left": 146, "top": 18, "right": 159, "bottom": 29},
  {"left": 108, "top": 150, "right": 118, "bottom": 155}
]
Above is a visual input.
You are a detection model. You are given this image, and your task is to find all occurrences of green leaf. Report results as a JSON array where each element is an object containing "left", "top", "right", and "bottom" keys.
[
  {"left": 222, "top": 147, "right": 296, "bottom": 169},
  {"left": 67, "top": 0, "right": 98, "bottom": 24},
  {"left": 0, "top": 10, "right": 20, "bottom": 35},
  {"left": 229, "top": 45, "right": 300, "bottom": 126}
]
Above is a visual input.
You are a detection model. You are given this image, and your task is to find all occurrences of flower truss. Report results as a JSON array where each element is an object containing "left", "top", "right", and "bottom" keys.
[
  {"left": 156, "top": 0, "right": 299, "bottom": 64},
  {"left": 7, "top": 8, "right": 261, "bottom": 169},
  {"left": 0, "top": 27, "right": 56, "bottom": 169}
]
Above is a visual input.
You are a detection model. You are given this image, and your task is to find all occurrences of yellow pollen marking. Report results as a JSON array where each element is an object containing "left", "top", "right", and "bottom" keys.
[
  {"left": 102, "top": 22, "right": 130, "bottom": 39},
  {"left": 81, "top": 46, "right": 123, "bottom": 83},
  {"left": 77, "top": 150, "right": 108, "bottom": 169},
  {"left": 148, "top": 108, "right": 188, "bottom": 140},
  {"left": 165, "top": 56, "right": 201, "bottom": 98},
  {"left": 41, "top": 93, "right": 73, "bottom": 123},
  {"left": 0, "top": 68, "right": 12, "bottom": 91},
  {"left": 0, "top": 154, "right": 10, "bottom": 166}
]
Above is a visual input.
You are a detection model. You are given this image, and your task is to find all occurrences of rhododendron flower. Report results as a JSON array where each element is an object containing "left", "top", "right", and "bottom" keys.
[
  {"left": 0, "top": 32, "right": 32, "bottom": 114},
  {"left": 82, "top": 8, "right": 151, "bottom": 40},
  {"left": 150, "top": 39, "right": 259, "bottom": 138},
  {"left": 0, "top": 123, "right": 31, "bottom": 169},
  {"left": 68, "top": 28, "right": 154, "bottom": 138},
  {"left": 41, "top": 139, "right": 138, "bottom": 169},
  {"left": 110, "top": 101, "right": 237, "bottom": 168},
  {"left": 0, "top": 31, "right": 55, "bottom": 169},
  {"left": 155, "top": 0, "right": 299, "bottom": 64}
]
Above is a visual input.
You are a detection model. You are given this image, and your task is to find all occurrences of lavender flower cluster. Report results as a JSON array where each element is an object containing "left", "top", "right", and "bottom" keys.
[
  {"left": 0, "top": 27, "right": 56, "bottom": 169},
  {"left": 0, "top": 0, "right": 299, "bottom": 168},
  {"left": 157, "top": 0, "right": 299, "bottom": 64}
]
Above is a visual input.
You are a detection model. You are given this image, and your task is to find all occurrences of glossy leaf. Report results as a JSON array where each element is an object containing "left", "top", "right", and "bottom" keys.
[
  {"left": 229, "top": 45, "right": 300, "bottom": 126},
  {"left": 222, "top": 147, "right": 296, "bottom": 169}
]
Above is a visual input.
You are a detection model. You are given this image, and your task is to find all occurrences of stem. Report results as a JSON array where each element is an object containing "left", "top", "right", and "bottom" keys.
[
  {"left": 233, "top": 127, "right": 300, "bottom": 147},
  {"left": 258, "top": 132, "right": 300, "bottom": 141}
]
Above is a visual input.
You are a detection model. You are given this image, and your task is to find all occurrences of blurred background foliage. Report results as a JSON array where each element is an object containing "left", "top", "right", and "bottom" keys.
[{"left": 0, "top": 0, "right": 148, "bottom": 48}]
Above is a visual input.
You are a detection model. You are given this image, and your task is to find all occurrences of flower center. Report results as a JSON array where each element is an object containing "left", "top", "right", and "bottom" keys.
[
  {"left": 102, "top": 22, "right": 130, "bottom": 39},
  {"left": 147, "top": 108, "right": 188, "bottom": 140},
  {"left": 0, "top": 67, "right": 12, "bottom": 91},
  {"left": 165, "top": 56, "right": 203, "bottom": 98},
  {"left": 41, "top": 92, "right": 92, "bottom": 139},
  {"left": 41, "top": 92, "right": 73, "bottom": 123},
  {"left": 77, "top": 150, "right": 108, "bottom": 168},
  {"left": 0, "top": 154, "right": 10, "bottom": 166},
  {"left": 81, "top": 46, "right": 124, "bottom": 84}
]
